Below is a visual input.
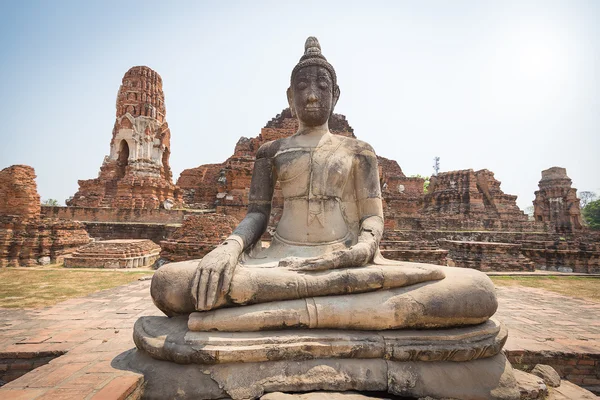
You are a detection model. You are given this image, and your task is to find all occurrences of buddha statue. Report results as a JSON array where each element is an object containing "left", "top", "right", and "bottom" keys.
[{"left": 133, "top": 37, "right": 519, "bottom": 400}]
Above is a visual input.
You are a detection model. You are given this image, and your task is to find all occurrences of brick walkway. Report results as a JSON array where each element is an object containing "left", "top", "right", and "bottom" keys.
[
  {"left": 497, "top": 286, "right": 600, "bottom": 354},
  {"left": 0, "top": 280, "right": 160, "bottom": 399},
  {"left": 0, "top": 280, "right": 598, "bottom": 399}
]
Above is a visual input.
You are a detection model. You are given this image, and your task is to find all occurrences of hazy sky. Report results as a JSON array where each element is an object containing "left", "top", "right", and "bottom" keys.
[{"left": 1, "top": 0, "right": 598, "bottom": 210}]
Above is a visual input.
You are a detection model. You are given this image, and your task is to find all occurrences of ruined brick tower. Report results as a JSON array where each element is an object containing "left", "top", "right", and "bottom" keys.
[
  {"left": 533, "top": 167, "right": 583, "bottom": 232},
  {"left": 68, "top": 66, "right": 181, "bottom": 209},
  {"left": 422, "top": 169, "right": 527, "bottom": 221}
]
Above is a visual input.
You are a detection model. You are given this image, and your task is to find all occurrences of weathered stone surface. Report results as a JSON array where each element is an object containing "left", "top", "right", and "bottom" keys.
[
  {"left": 261, "top": 393, "right": 387, "bottom": 400},
  {"left": 42, "top": 205, "right": 192, "bottom": 224},
  {"left": 160, "top": 213, "right": 238, "bottom": 262},
  {"left": 177, "top": 163, "right": 224, "bottom": 209},
  {"left": 179, "top": 108, "right": 356, "bottom": 223},
  {"left": 521, "top": 240, "right": 600, "bottom": 274},
  {"left": 81, "top": 221, "right": 178, "bottom": 244},
  {"left": 378, "top": 157, "right": 424, "bottom": 220},
  {"left": 68, "top": 66, "right": 181, "bottom": 209},
  {"left": 153, "top": 261, "right": 449, "bottom": 318},
  {"left": 547, "top": 380, "right": 599, "bottom": 399},
  {"left": 63, "top": 239, "right": 160, "bottom": 268},
  {"left": 423, "top": 169, "right": 528, "bottom": 221},
  {"left": 440, "top": 240, "right": 535, "bottom": 272},
  {"left": 135, "top": 315, "right": 506, "bottom": 364},
  {"left": 379, "top": 240, "right": 448, "bottom": 265},
  {"left": 513, "top": 369, "right": 548, "bottom": 400},
  {"left": 0, "top": 216, "right": 91, "bottom": 267},
  {"left": 531, "top": 364, "right": 561, "bottom": 388},
  {"left": 124, "top": 351, "right": 519, "bottom": 400},
  {"left": 382, "top": 229, "right": 600, "bottom": 273},
  {"left": 0, "top": 165, "right": 91, "bottom": 267},
  {"left": 185, "top": 265, "right": 495, "bottom": 332},
  {"left": 0, "top": 165, "right": 41, "bottom": 218},
  {"left": 533, "top": 167, "right": 584, "bottom": 232}
]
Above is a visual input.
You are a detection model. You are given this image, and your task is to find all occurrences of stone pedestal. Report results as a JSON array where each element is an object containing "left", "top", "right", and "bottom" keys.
[{"left": 130, "top": 316, "right": 520, "bottom": 399}]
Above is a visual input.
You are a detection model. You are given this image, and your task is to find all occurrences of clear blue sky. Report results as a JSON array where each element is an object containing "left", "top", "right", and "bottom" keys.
[{"left": 1, "top": 0, "right": 598, "bottom": 210}]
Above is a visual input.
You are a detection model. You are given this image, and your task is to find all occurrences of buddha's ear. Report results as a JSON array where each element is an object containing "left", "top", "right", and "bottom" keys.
[
  {"left": 286, "top": 87, "right": 296, "bottom": 117},
  {"left": 332, "top": 85, "right": 340, "bottom": 113}
]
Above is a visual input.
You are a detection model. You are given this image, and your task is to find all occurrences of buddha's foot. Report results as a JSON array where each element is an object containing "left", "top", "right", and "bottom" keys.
[{"left": 188, "top": 266, "right": 496, "bottom": 331}]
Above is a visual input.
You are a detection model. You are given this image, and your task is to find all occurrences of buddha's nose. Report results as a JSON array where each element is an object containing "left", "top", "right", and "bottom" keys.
[{"left": 307, "top": 91, "right": 318, "bottom": 103}]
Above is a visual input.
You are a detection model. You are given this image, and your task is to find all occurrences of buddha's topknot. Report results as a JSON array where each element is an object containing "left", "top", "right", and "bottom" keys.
[{"left": 291, "top": 37, "right": 338, "bottom": 93}]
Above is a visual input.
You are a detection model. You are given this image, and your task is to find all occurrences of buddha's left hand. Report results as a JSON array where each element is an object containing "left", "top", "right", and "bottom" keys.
[{"left": 279, "top": 241, "right": 375, "bottom": 272}]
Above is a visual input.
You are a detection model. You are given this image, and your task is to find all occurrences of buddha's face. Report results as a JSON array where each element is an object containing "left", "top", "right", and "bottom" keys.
[{"left": 288, "top": 66, "right": 337, "bottom": 127}]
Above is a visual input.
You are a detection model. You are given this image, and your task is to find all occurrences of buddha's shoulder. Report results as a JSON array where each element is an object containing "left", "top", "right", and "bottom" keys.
[
  {"left": 336, "top": 136, "right": 377, "bottom": 157},
  {"left": 256, "top": 139, "right": 286, "bottom": 159}
]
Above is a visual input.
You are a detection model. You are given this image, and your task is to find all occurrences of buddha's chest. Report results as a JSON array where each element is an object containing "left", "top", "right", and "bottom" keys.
[{"left": 273, "top": 145, "right": 354, "bottom": 198}]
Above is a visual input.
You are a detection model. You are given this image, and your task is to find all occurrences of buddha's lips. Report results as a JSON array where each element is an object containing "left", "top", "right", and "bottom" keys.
[{"left": 304, "top": 107, "right": 323, "bottom": 111}]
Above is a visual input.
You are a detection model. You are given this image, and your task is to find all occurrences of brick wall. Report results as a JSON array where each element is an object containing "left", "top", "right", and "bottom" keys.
[
  {"left": 0, "top": 165, "right": 40, "bottom": 218},
  {"left": 82, "top": 222, "right": 179, "bottom": 244},
  {"left": 41, "top": 206, "right": 208, "bottom": 224},
  {"left": 0, "top": 352, "right": 64, "bottom": 385},
  {"left": 507, "top": 350, "right": 600, "bottom": 393}
]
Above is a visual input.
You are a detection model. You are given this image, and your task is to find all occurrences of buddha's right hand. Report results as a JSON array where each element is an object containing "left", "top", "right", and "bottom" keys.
[{"left": 191, "top": 239, "right": 242, "bottom": 311}]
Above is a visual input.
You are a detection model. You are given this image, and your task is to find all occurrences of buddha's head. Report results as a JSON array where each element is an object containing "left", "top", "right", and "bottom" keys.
[{"left": 287, "top": 37, "right": 340, "bottom": 127}]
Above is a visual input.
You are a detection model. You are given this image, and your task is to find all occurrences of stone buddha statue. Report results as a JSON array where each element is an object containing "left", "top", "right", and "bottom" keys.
[{"left": 133, "top": 37, "right": 519, "bottom": 400}]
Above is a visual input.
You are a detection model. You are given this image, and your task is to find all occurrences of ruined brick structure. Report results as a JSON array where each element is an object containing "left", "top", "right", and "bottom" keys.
[
  {"left": 177, "top": 163, "right": 223, "bottom": 209},
  {"left": 160, "top": 214, "right": 238, "bottom": 262},
  {"left": 379, "top": 235, "right": 448, "bottom": 265},
  {"left": 533, "top": 167, "right": 584, "bottom": 232},
  {"left": 520, "top": 239, "right": 600, "bottom": 274},
  {"left": 379, "top": 158, "right": 425, "bottom": 227},
  {"left": 440, "top": 240, "right": 535, "bottom": 272},
  {"left": 64, "top": 239, "right": 160, "bottom": 268},
  {"left": 68, "top": 66, "right": 181, "bottom": 209},
  {"left": 0, "top": 165, "right": 41, "bottom": 218},
  {"left": 0, "top": 165, "right": 90, "bottom": 267},
  {"left": 423, "top": 169, "right": 527, "bottom": 220}
]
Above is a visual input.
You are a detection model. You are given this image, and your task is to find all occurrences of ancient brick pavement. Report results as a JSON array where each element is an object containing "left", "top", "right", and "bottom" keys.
[{"left": 0, "top": 279, "right": 598, "bottom": 399}]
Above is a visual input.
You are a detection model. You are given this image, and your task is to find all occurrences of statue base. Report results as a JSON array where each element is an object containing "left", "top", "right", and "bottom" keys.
[{"left": 129, "top": 316, "right": 520, "bottom": 399}]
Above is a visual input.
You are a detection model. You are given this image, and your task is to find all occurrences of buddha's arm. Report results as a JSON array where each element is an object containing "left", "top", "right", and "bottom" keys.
[
  {"left": 192, "top": 142, "right": 276, "bottom": 310},
  {"left": 230, "top": 147, "right": 277, "bottom": 250},
  {"left": 352, "top": 143, "right": 385, "bottom": 259}
]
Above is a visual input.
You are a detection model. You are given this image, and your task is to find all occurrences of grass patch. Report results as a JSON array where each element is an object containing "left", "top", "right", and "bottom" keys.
[
  {"left": 0, "top": 267, "right": 153, "bottom": 309},
  {"left": 491, "top": 276, "right": 600, "bottom": 303}
]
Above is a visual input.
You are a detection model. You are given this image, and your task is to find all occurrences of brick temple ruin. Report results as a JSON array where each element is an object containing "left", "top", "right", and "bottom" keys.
[
  {"left": 67, "top": 66, "right": 181, "bottom": 210},
  {"left": 533, "top": 167, "right": 584, "bottom": 232},
  {"left": 64, "top": 239, "right": 160, "bottom": 268},
  {"left": 0, "top": 165, "right": 90, "bottom": 267}
]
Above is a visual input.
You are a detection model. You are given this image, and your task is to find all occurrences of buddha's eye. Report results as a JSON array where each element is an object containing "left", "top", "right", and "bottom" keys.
[
  {"left": 297, "top": 82, "right": 308, "bottom": 90},
  {"left": 319, "top": 81, "right": 329, "bottom": 89}
]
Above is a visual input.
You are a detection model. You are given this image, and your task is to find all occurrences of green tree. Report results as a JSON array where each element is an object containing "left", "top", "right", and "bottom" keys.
[
  {"left": 580, "top": 191, "right": 597, "bottom": 208},
  {"left": 582, "top": 199, "right": 600, "bottom": 230},
  {"left": 41, "top": 198, "right": 59, "bottom": 206},
  {"left": 410, "top": 174, "right": 430, "bottom": 194}
]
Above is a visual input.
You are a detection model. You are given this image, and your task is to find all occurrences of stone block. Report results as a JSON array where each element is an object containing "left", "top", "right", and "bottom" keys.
[{"left": 531, "top": 364, "right": 561, "bottom": 387}]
